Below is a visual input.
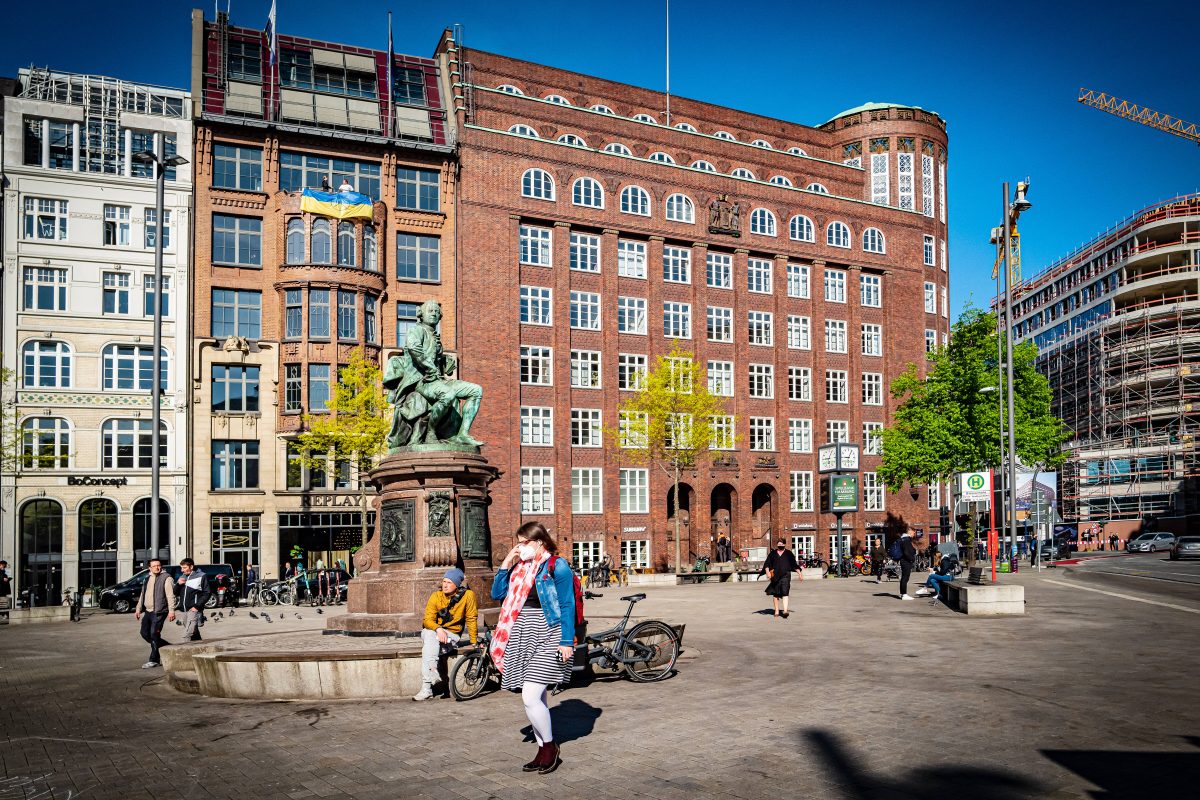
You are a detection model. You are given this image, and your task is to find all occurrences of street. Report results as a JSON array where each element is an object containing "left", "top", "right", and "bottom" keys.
[{"left": 1055, "top": 552, "right": 1200, "bottom": 607}]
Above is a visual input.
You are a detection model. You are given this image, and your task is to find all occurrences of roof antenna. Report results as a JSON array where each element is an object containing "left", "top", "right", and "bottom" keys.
[{"left": 664, "top": 0, "right": 671, "bottom": 127}]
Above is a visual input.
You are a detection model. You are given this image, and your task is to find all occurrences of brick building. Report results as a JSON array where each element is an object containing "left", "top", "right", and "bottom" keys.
[
  {"left": 187, "top": 10, "right": 456, "bottom": 579},
  {"left": 442, "top": 37, "right": 952, "bottom": 570}
]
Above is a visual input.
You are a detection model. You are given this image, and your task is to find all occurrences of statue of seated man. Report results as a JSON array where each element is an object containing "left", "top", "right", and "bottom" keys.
[{"left": 384, "top": 300, "right": 484, "bottom": 449}]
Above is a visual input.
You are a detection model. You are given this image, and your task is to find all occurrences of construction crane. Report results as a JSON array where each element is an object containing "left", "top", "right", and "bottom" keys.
[{"left": 1078, "top": 88, "right": 1200, "bottom": 145}]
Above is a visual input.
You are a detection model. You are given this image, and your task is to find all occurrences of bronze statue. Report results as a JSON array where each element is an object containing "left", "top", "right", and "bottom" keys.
[{"left": 384, "top": 300, "right": 484, "bottom": 450}]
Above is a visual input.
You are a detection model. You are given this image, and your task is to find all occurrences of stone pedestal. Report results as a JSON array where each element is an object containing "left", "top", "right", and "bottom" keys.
[{"left": 326, "top": 448, "right": 501, "bottom": 634}]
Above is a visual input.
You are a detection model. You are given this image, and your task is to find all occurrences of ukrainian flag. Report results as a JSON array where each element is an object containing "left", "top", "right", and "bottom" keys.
[{"left": 300, "top": 189, "right": 374, "bottom": 220}]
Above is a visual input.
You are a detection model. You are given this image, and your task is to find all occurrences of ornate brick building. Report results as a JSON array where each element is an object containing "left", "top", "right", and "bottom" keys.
[{"left": 441, "top": 36, "right": 952, "bottom": 570}]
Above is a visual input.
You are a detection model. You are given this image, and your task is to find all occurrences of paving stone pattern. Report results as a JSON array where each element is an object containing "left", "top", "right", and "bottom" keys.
[{"left": 2, "top": 572, "right": 1197, "bottom": 799}]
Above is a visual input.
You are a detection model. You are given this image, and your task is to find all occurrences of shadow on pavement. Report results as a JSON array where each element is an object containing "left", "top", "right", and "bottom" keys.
[
  {"left": 1041, "top": 739, "right": 1200, "bottom": 799},
  {"left": 804, "top": 729, "right": 1040, "bottom": 800},
  {"left": 521, "top": 698, "right": 602, "bottom": 744}
]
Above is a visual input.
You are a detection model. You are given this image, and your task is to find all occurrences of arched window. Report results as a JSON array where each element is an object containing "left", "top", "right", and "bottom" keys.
[
  {"left": 620, "top": 185, "right": 651, "bottom": 216},
  {"left": 752, "top": 139, "right": 773, "bottom": 149},
  {"left": 497, "top": 84, "right": 523, "bottom": 95},
  {"left": 603, "top": 142, "right": 632, "bottom": 156},
  {"left": 789, "top": 215, "right": 815, "bottom": 242},
  {"left": 648, "top": 151, "right": 675, "bottom": 164},
  {"left": 544, "top": 94, "right": 570, "bottom": 105},
  {"left": 674, "top": 122, "right": 697, "bottom": 132},
  {"left": 557, "top": 133, "right": 587, "bottom": 147},
  {"left": 590, "top": 104, "right": 614, "bottom": 114},
  {"left": 78, "top": 498, "right": 118, "bottom": 591},
  {"left": 133, "top": 497, "right": 170, "bottom": 567},
  {"left": 521, "top": 168, "right": 556, "bottom": 200},
  {"left": 750, "top": 208, "right": 777, "bottom": 236},
  {"left": 862, "top": 227, "right": 886, "bottom": 254},
  {"left": 769, "top": 175, "right": 794, "bottom": 187},
  {"left": 286, "top": 218, "right": 305, "bottom": 264},
  {"left": 20, "top": 499, "right": 63, "bottom": 606},
  {"left": 691, "top": 160, "right": 716, "bottom": 172},
  {"left": 807, "top": 182, "right": 829, "bottom": 194},
  {"left": 101, "top": 419, "right": 167, "bottom": 469},
  {"left": 22, "top": 340, "right": 71, "bottom": 388},
  {"left": 508, "top": 124, "right": 539, "bottom": 138},
  {"left": 21, "top": 417, "right": 70, "bottom": 468},
  {"left": 572, "top": 177, "right": 605, "bottom": 208},
  {"left": 337, "top": 222, "right": 356, "bottom": 266},
  {"left": 665, "top": 193, "right": 695, "bottom": 223},
  {"left": 102, "top": 344, "right": 168, "bottom": 391},
  {"left": 827, "top": 221, "right": 851, "bottom": 248},
  {"left": 311, "top": 219, "right": 332, "bottom": 263},
  {"left": 788, "top": 147, "right": 808, "bottom": 156},
  {"left": 713, "top": 131, "right": 736, "bottom": 141},
  {"left": 362, "top": 227, "right": 377, "bottom": 272},
  {"left": 632, "top": 113, "right": 658, "bottom": 124},
  {"left": 731, "top": 167, "right": 756, "bottom": 180}
]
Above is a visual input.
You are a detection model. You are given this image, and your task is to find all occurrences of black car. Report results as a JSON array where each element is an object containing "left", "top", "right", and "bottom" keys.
[{"left": 98, "top": 564, "right": 235, "bottom": 613}]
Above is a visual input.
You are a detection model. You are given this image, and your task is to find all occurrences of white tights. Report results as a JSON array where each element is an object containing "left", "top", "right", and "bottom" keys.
[{"left": 521, "top": 682, "right": 553, "bottom": 745}]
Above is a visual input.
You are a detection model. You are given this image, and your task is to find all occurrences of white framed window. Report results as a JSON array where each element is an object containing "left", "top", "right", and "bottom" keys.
[
  {"left": 787, "top": 316, "right": 811, "bottom": 350},
  {"left": 663, "top": 245, "right": 691, "bottom": 283},
  {"left": 864, "top": 472, "right": 885, "bottom": 511},
  {"left": 925, "top": 329, "right": 937, "bottom": 353},
  {"left": 620, "top": 469, "right": 650, "bottom": 514},
  {"left": 752, "top": 138, "right": 773, "bottom": 149},
  {"left": 621, "top": 539, "right": 651, "bottom": 567},
  {"left": 570, "top": 291, "right": 601, "bottom": 330},
  {"left": 23, "top": 198, "right": 68, "bottom": 241},
  {"left": 826, "top": 420, "right": 849, "bottom": 443},
  {"left": 941, "top": 286, "right": 949, "bottom": 318},
  {"left": 825, "top": 369, "right": 848, "bottom": 403},
  {"left": 508, "top": 124, "right": 538, "bottom": 137},
  {"left": 750, "top": 208, "right": 777, "bottom": 236},
  {"left": 748, "top": 311, "right": 774, "bottom": 346},
  {"left": 731, "top": 167, "right": 755, "bottom": 180},
  {"left": 826, "top": 221, "right": 850, "bottom": 248},
  {"left": 521, "top": 168, "right": 555, "bottom": 200},
  {"left": 898, "top": 152, "right": 915, "bottom": 211},
  {"left": 23, "top": 267, "right": 68, "bottom": 312},
  {"left": 711, "top": 415, "right": 735, "bottom": 450},
  {"left": 788, "top": 367, "right": 812, "bottom": 401},
  {"left": 787, "top": 263, "right": 810, "bottom": 298},
  {"left": 665, "top": 413, "right": 693, "bottom": 449},
  {"left": 520, "top": 406, "right": 553, "bottom": 446},
  {"left": 691, "top": 160, "right": 716, "bottom": 172},
  {"left": 860, "top": 274, "right": 882, "bottom": 307},
  {"left": 941, "top": 239, "right": 948, "bottom": 272},
  {"left": 924, "top": 235, "right": 936, "bottom": 266},
  {"left": 617, "top": 354, "right": 647, "bottom": 391},
  {"left": 862, "top": 373, "right": 884, "bottom": 405},
  {"left": 749, "top": 417, "right": 775, "bottom": 451},
  {"left": 922, "top": 154, "right": 935, "bottom": 217},
  {"left": 497, "top": 84, "right": 524, "bottom": 95},
  {"left": 790, "top": 471, "right": 814, "bottom": 511},
  {"left": 544, "top": 94, "right": 571, "bottom": 105},
  {"left": 620, "top": 185, "right": 651, "bottom": 216},
  {"left": 648, "top": 151, "right": 675, "bottom": 164},
  {"left": 747, "top": 258, "right": 773, "bottom": 294},
  {"left": 708, "top": 360, "right": 734, "bottom": 396},
  {"left": 769, "top": 175, "right": 793, "bottom": 187},
  {"left": 825, "top": 319, "right": 848, "bottom": 353},
  {"left": 663, "top": 302, "right": 691, "bottom": 338},
  {"left": 674, "top": 122, "right": 697, "bottom": 131},
  {"left": 792, "top": 535, "right": 815, "bottom": 558},
  {"left": 618, "top": 296, "right": 647, "bottom": 335},
  {"left": 572, "top": 177, "right": 604, "bottom": 208},
  {"left": 928, "top": 482, "right": 941, "bottom": 510},
  {"left": 632, "top": 113, "right": 658, "bottom": 124},
  {"left": 806, "top": 183, "right": 829, "bottom": 194},
  {"left": 863, "top": 422, "right": 883, "bottom": 455},
  {"left": 521, "top": 467, "right": 554, "bottom": 514},
  {"left": 22, "top": 340, "right": 72, "bottom": 388},
  {"left": 714, "top": 131, "right": 736, "bottom": 141},
  {"left": 604, "top": 142, "right": 633, "bottom": 156},
  {"left": 520, "top": 225, "right": 552, "bottom": 266},
  {"left": 558, "top": 133, "right": 587, "bottom": 147},
  {"left": 707, "top": 252, "right": 732, "bottom": 289},
  {"left": 573, "top": 541, "right": 604, "bottom": 571},
  {"left": 520, "top": 345, "right": 553, "bottom": 385},
  {"left": 861, "top": 323, "right": 883, "bottom": 356},
  {"left": 618, "top": 239, "right": 647, "bottom": 278},
  {"left": 592, "top": 104, "right": 615, "bottom": 114},
  {"left": 665, "top": 193, "right": 694, "bottom": 223},
  {"left": 707, "top": 306, "right": 733, "bottom": 342},
  {"left": 570, "top": 409, "right": 603, "bottom": 447},
  {"left": 824, "top": 269, "right": 846, "bottom": 303},
  {"left": 924, "top": 282, "right": 937, "bottom": 314},
  {"left": 102, "top": 344, "right": 168, "bottom": 391},
  {"left": 862, "top": 227, "right": 885, "bottom": 254},
  {"left": 788, "top": 146, "right": 807, "bottom": 155},
  {"left": 788, "top": 419, "right": 813, "bottom": 453},
  {"left": 144, "top": 208, "right": 172, "bottom": 250},
  {"left": 939, "top": 162, "right": 947, "bottom": 223},
  {"left": 103, "top": 272, "right": 130, "bottom": 315},
  {"left": 103, "top": 205, "right": 131, "bottom": 246},
  {"left": 871, "top": 152, "right": 889, "bottom": 205},
  {"left": 21, "top": 416, "right": 71, "bottom": 469},
  {"left": 570, "top": 349, "right": 602, "bottom": 388},
  {"left": 619, "top": 410, "right": 649, "bottom": 448},
  {"left": 570, "top": 232, "right": 601, "bottom": 272},
  {"left": 102, "top": 419, "right": 168, "bottom": 470},
  {"left": 789, "top": 215, "right": 815, "bottom": 242},
  {"left": 666, "top": 357, "right": 694, "bottom": 394},
  {"left": 748, "top": 364, "right": 774, "bottom": 399},
  {"left": 142, "top": 274, "right": 172, "bottom": 318},
  {"left": 519, "top": 286, "right": 552, "bottom": 326}
]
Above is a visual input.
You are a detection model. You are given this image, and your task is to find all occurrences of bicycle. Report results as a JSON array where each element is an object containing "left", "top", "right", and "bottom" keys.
[
  {"left": 576, "top": 591, "right": 680, "bottom": 682},
  {"left": 449, "top": 625, "right": 498, "bottom": 701}
]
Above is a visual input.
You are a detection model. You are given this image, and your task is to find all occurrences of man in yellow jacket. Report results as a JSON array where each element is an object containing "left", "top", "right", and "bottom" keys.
[{"left": 414, "top": 568, "right": 478, "bottom": 701}]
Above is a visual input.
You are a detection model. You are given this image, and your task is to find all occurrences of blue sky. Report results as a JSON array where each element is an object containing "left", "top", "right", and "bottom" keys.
[{"left": 4, "top": 0, "right": 1198, "bottom": 314}]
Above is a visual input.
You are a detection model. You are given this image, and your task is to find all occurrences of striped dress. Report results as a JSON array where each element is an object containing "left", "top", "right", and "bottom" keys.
[{"left": 500, "top": 606, "right": 573, "bottom": 690}]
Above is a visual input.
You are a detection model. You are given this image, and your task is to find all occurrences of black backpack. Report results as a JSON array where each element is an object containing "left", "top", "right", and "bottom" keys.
[{"left": 887, "top": 539, "right": 903, "bottom": 560}]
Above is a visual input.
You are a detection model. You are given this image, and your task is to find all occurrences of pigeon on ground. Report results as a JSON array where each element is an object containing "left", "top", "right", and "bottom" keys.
[
  {"left": 248, "top": 612, "right": 258, "bottom": 619},
  {"left": 264, "top": 616, "right": 273, "bottom": 623},
  {"left": 316, "top": 608, "right": 323, "bottom": 615},
  {"left": 295, "top": 613, "right": 302, "bottom": 619},
  {"left": 279, "top": 614, "right": 285, "bottom": 621},
  {"left": 229, "top": 610, "right": 235, "bottom": 616}
]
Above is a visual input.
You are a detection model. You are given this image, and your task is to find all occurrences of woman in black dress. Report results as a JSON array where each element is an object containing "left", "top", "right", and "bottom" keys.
[{"left": 761, "top": 539, "right": 799, "bottom": 618}]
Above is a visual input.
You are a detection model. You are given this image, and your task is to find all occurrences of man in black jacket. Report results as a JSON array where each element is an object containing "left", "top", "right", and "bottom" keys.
[
  {"left": 177, "top": 559, "right": 210, "bottom": 641},
  {"left": 761, "top": 540, "right": 800, "bottom": 618},
  {"left": 898, "top": 532, "right": 919, "bottom": 600}
]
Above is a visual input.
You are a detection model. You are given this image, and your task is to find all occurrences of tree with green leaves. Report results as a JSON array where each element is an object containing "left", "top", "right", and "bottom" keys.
[
  {"left": 877, "top": 308, "right": 1070, "bottom": 560},
  {"left": 609, "top": 345, "right": 735, "bottom": 574},
  {"left": 294, "top": 349, "right": 390, "bottom": 563}
]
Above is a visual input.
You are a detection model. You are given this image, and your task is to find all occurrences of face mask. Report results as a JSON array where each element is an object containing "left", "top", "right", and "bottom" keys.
[{"left": 518, "top": 544, "right": 537, "bottom": 562}]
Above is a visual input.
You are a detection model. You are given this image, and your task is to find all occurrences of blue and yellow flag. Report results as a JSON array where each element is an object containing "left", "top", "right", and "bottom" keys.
[{"left": 300, "top": 189, "right": 374, "bottom": 220}]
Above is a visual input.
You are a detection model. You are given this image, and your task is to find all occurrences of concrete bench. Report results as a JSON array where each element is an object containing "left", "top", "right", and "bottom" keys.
[
  {"left": 940, "top": 580, "right": 1025, "bottom": 615},
  {"left": 4, "top": 606, "right": 74, "bottom": 625}
]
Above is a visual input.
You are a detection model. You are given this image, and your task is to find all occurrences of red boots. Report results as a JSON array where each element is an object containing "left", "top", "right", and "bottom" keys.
[{"left": 522, "top": 741, "right": 562, "bottom": 774}]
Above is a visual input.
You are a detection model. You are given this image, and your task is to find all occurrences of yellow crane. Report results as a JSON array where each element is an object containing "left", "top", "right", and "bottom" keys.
[{"left": 1077, "top": 88, "right": 1200, "bottom": 145}]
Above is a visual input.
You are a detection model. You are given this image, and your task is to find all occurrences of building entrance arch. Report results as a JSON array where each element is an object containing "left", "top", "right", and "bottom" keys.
[
  {"left": 20, "top": 499, "right": 63, "bottom": 606},
  {"left": 666, "top": 482, "right": 695, "bottom": 567},
  {"left": 710, "top": 483, "right": 736, "bottom": 561},
  {"left": 751, "top": 483, "right": 779, "bottom": 545}
]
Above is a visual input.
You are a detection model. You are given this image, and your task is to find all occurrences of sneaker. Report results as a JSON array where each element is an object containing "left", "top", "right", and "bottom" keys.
[
  {"left": 411, "top": 685, "right": 434, "bottom": 702},
  {"left": 141, "top": 661, "right": 160, "bottom": 669},
  {"left": 900, "top": 594, "right": 914, "bottom": 601}
]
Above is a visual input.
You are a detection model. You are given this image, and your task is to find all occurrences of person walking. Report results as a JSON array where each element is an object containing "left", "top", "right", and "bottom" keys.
[
  {"left": 870, "top": 541, "right": 887, "bottom": 583},
  {"left": 898, "top": 532, "right": 918, "bottom": 600},
  {"left": 1110, "top": 533, "right": 1119, "bottom": 552},
  {"left": 134, "top": 558, "right": 176, "bottom": 668},
  {"left": 244, "top": 564, "right": 257, "bottom": 599},
  {"left": 761, "top": 539, "right": 800, "bottom": 618},
  {"left": 177, "top": 559, "right": 210, "bottom": 641},
  {"left": 490, "top": 522, "right": 576, "bottom": 775},
  {"left": 0, "top": 559, "right": 11, "bottom": 607},
  {"left": 413, "top": 567, "right": 478, "bottom": 701}
]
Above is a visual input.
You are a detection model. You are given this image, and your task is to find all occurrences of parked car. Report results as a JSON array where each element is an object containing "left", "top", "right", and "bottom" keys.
[
  {"left": 1126, "top": 533, "right": 1155, "bottom": 551},
  {"left": 1037, "top": 536, "right": 1072, "bottom": 561},
  {"left": 1127, "top": 533, "right": 1177, "bottom": 553},
  {"left": 98, "top": 564, "right": 235, "bottom": 613},
  {"left": 1170, "top": 536, "right": 1200, "bottom": 561}
]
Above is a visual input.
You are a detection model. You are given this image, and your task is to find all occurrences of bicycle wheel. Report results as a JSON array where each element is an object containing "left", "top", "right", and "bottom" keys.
[
  {"left": 817, "top": 560, "right": 830, "bottom": 577},
  {"left": 621, "top": 620, "right": 680, "bottom": 682},
  {"left": 276, "top": 585, "right": 294, "bottom": 606},
  {"left": 246, "top": 587, "right": 260, "bottom": 607},
  {"left": 449, "top": 651, "right": 491, "bottom": 701},
  {"left": 859, "top": 561, "right": 872, "bottom": 576}
]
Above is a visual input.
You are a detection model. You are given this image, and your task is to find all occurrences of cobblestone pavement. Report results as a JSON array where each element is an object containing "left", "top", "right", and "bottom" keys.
[{"left": 2, "top": 570, "right": 1198, "bottom": 800}]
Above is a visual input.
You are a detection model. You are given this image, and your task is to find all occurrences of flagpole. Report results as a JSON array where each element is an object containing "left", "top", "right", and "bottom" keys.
[
  {"left": 387, "top": 11, "right": 395, "bottom": 139},
  {"left": 664, "top": 0, "right": 671, "bottom": 127}
]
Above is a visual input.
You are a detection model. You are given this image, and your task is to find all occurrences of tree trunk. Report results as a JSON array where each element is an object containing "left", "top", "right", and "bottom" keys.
[
  {"left": 673, "top": 462, "right": 681, "bottom": 575},
  {"left": 357, "top": 466, "right": 369, "bottom": 577}
]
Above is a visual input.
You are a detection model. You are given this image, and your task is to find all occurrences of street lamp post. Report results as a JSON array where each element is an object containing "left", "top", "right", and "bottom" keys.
[{"left": 133, "top": 139, "right": 188, "bottom": 565}]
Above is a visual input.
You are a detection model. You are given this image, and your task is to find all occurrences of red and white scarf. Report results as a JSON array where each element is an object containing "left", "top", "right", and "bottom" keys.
[{"left": 489, "top": 552, "right": 551, "bottom": 673}]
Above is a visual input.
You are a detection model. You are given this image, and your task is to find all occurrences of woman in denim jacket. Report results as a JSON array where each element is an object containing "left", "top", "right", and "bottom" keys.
[{"left": 490, "top": 521, "right": 576, "bottom": 774}]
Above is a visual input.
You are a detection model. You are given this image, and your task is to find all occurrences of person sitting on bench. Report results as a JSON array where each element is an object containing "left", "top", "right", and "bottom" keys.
[{"left": 916, "top": 554, "right": 959, "bottom": 598}]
